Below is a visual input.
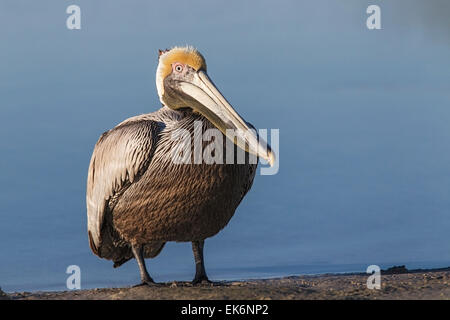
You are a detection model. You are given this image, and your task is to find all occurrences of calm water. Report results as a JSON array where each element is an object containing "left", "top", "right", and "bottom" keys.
[{"left": 1, "top": 1, "right": 450, "bottom": 292}]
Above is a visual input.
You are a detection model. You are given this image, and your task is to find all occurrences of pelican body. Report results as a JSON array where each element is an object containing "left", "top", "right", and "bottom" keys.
[{"left": 86, "top": 46, "right": 273, "bottom": 285}]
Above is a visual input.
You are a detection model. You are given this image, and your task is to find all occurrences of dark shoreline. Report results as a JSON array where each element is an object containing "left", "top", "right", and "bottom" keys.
[{"left": 3, "top": 266, "right": 449, "bottom": 300}]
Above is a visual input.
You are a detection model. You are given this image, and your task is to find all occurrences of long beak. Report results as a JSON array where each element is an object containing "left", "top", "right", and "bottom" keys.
[{"left": 177, "top": 70, "right": 275, "bottom": 166}]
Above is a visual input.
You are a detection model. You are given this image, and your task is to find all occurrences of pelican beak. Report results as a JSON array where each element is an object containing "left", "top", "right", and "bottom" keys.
[{"left": 176, "top": 70, "right": 275, "bottom": 166}]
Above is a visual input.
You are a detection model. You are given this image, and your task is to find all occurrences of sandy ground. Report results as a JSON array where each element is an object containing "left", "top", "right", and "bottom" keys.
[{"left": 3, "top": 267, "right": 449, "bottom": 300}]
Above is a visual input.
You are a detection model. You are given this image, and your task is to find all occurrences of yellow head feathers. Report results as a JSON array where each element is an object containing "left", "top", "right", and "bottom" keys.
[{"left": 156, "top": 46, "right": 207, "bottom": 100}]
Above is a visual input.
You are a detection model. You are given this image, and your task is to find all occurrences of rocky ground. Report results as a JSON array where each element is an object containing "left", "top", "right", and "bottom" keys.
[{"left": 3, "top": 266, "right": 449, "bottom": 300}]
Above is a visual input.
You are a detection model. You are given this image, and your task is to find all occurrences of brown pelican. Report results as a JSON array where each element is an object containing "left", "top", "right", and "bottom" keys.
[{"left": 86, "top": 46, "right": 274, "bottom": 285}]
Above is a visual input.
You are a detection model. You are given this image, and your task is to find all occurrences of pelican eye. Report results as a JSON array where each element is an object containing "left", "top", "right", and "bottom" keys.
[{"left": 174, "top": 63, "right": 184, "bottom": 73}]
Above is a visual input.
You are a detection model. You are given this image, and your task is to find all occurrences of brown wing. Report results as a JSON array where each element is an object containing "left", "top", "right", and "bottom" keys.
[{"left": 86, "top": 117, "right": 161, "bottom": 256}]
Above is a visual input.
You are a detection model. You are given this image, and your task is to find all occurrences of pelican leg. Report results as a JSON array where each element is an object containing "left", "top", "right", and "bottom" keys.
[
  {"left": 192, "top": 240, "right": 210, "bottom": 285},
  {"left": 131, "top": 244, "right": 155, "bottom": 286}
]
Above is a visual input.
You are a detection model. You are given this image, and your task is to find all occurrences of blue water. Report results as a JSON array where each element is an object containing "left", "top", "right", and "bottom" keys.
[{"left": 1, "top": 1, "right": 450, "bottom": 292}]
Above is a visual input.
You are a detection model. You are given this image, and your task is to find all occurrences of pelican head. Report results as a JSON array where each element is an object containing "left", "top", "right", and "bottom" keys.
[{"left": 156, "top": 46, "right": 274, "bottom": 166}]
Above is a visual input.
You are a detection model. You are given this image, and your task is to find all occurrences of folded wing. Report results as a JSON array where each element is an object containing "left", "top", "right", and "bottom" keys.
[{"left": 86, "top": 118, "right": 162, "bottom": 257}]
